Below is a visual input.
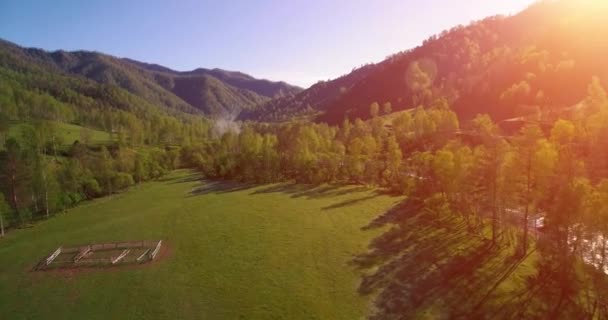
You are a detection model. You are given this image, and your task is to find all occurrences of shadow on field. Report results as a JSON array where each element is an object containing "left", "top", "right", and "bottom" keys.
[
  {"left": 352, "top": 197, "right": 549, "bottom": 319},
  {"left": 186, "top": 176, "right": 387, "bottom": 213},
  {"left": 251, "top": 183, "right": 374, "bottom": 200},
  {"left": 321, "top": 194, "right": 382, "bottom": 210},
  {"left": 189, "top": 180, "right": 256, "bottom": 196}
]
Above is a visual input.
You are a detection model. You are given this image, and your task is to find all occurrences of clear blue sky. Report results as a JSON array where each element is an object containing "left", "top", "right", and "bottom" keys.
[{"left": 0, "top": 0, "right": 534, "bottom": 88}]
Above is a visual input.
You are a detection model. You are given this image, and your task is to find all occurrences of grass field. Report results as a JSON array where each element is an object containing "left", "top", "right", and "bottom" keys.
[
  {"left": 7, "top": 121, "right": 112, "bottom": 148},
  {"left": 0, "top": 170, "right": 404, "bottom": 319},
  {"left": 1, "top": 169, "right": 577, "bottom": 319}
]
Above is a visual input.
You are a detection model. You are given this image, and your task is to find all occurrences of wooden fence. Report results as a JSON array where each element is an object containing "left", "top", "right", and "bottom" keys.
[{"left": 36, "top": 240, "right": 163, "bottom": 270}]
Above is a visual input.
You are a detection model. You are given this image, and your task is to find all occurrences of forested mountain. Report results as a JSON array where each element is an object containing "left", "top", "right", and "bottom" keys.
[
  {"left": 243, "top": 0, "right": 608, "bottom": 124},
  {"left": 0, "top": 39, "right": 301, "bottom": 117},
  {"left": 128, "top": 59, "right": 302, "bottom": 98},
  {"left": 238, "top": 64, "right": 376, "bottom": 121}
]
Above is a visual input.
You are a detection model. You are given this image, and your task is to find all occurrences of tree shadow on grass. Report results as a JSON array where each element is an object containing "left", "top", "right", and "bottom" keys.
[
  {"left": 250, "top": 183, "right": 373, "bottom": 200},
  {"left": 187, "top": 178, "right": 388, "bottom": 213},
  {"left": 321, "top": 193, "right": 382, "bottom": 211},
  {"left": 353, "top": 198, "right": 550, "bottom": 319},
  {"left": 504, "top": 238, "right": 608, "bottom": 319},
  {"left": 189, "top": 180, "right": 256, "bottom": 196}
]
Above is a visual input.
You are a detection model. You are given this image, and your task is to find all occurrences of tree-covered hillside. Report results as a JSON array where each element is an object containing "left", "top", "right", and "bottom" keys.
[
  {"left": 0, "top": 39, "right": 301, "bottom": 117},
  {"left": 244, "top": 0, "right": 608, "bottom": 125},
  {"left": 128, "top": 59, "right": 302, "bottom": 98}
]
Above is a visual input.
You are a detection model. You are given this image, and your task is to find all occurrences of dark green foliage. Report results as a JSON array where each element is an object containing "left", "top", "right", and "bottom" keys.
[{"left": 172, "top": 75, "right": 267, "bottom": 115}]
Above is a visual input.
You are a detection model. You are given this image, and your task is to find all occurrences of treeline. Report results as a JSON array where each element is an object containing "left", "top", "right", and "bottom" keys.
[
  {"left": 0, "top": 120, "right": 185, "bottom": 236},
  {"left": 182, "top": 99, "right": 458, "bottom": 186},
  {"left": 183, "top": 78, "right": 608, "bottom": 314}
]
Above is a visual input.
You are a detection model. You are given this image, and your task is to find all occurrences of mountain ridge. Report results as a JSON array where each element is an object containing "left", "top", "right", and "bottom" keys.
[{"left": 0, "top": 39, "right": 302, "bottom": 117}]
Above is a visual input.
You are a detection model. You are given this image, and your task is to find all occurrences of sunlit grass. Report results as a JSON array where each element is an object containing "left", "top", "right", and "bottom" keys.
[
  {"left": 0, "top": 170, "right": 402, "bottom": 319},
  {"left": 6, "top": 121, "right": 112, "bottom": 149}
]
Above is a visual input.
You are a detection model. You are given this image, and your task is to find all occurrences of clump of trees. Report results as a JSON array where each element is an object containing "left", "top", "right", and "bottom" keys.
[
  {"left": 0, "top": 122, "right": 182, "bottom": 234},
  {"left": 181, "top": 102, "right": 458, "bottom": 187}
]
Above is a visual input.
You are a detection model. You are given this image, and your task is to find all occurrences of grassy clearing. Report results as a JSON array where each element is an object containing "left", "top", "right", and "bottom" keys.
[
  {"left": 7, "top": 121, "right": 112, "bottom": 147},
  {"left": 0, "top": 169, "right": 570, "bottom": 319},
  {"left": 0, "top": 170, "right": 403, "bottom": 319}
]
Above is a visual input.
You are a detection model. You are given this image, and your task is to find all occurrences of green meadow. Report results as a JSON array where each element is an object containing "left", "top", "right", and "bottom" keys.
[
  {"left": 7, "top": 121, "right": 112, "bottom": 148},
  {"left": 0, "top": 170, "right": 403, "bottom": 319}
]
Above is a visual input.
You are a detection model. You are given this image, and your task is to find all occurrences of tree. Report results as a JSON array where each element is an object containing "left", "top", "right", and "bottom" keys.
[
  {"left": 513, "top": 124, "right": 544, "bottom": 255},
  {"left": 471, "top": 115, "right": 503, "bottom": 239},
  {"left": 112, "top": 173, "right": 134, "bottom": 191},
  {"left": 370, "top": 102, "right": 380, "bottom": 118},
  {"left": 133, "top": 154, "right": 148, "bottom": 183},
  {"left": 471, "top": 114, "right": 499, "bottom": 137},
  {"left": 424, "top": 192, "right": 451, "bottom": 219},
  {"left": 448, "top": 144, "right": 475, "bottom": 225},
  {"left": 383, "top": 102, "right": 392, "bottom": 115},
  {"left": 406, "top": 59, "right": 437, "bottom": 92},
  {"left": 3, "top": 138, "right": 23, "bottom": 218},
  {"left": 392, "top": 111, "right": 413, "bottom": 146},
  {"left": 0, "top": 193, "right": 10, "bottom": 238},
  {"left": 551, "top": 119, "right": 576, "bottom": 146},
  {"left": 432, "top": 149, "right": 456, "bottom": 198},
  {"left": 339, "top": 118, "right": 352, "bottom": 143},
  {"left": 346, "top": 138, "right": 365, "bottom": 183},
  {"left": 587, "top": 180, "right": 608, "bottom": 270},
  {"left": 384, "top": 135, "right": 402, "bottom": 189},
  {"left": 413, "top": 107, "right": 436, "bottom": 139},
  {"left": 546, "top": 119, "right": 586, "bottom": 279},
  {"left": 0, "top": 113, "right": 10, "bottom": 146},
  {"left": 260, "top": 134, "right": 279, "bottom": 182},
  {"left": 95, "top": 146, "right": 115, "bottom": 195},
  {"left": 585, "top": 76, "right": 608, "bottom": 113},
  {"left": 500, "top": 80, "right": 531, "bottom": 105}
]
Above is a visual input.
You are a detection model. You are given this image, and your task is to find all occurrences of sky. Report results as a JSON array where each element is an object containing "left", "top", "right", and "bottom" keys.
[{"left": 0, "top": 0, "right": 534, "bottom": 88}]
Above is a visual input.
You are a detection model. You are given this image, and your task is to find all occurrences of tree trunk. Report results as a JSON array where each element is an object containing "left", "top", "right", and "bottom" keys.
[
  {"left": 600, "top": 236, "right": 607, "bottom": 271},
  {"left": 0, "top": 213, "right": 4, "bottom": 238},
  {"left": 43, "top": 171, "right": 49, "bottom": 218},
  {"left": 10, "top": 170, "right": 19, "bottom": 217},
  {"left": 32, "top": 193, "right": 38, "bottom": 213},
  {"left": 492, "top": 183, "right": 498, "bottom": 245},
  {"left": 523, "top": 205, "right": 529, "bottom": 255},
  {"left": 53, "top": 136, "right": 57, "bottom": 159},
  {"left": 491, "top": 210, "right": 496, "bottom": 244},
  {"left": 44, "top": 189, "right": 49, "bottom": 218},
  {"left": 523, "top": 158, "right": 532, "bottom": 256}
]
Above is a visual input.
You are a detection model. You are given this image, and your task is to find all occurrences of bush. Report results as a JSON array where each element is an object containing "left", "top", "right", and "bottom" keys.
[
  {"left": 83, "top": 178, "right": 102, "bottom": 198},
  {"left": 112, "top": 173, "right": 134, "bottom": 191}
]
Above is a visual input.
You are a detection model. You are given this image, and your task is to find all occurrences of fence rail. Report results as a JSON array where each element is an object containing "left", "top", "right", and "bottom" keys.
[
  {"left": 46, "top": 247, "right": 62, "bottom": 265},
  {"left": 150, "top": 240, "right": 162, "bottom": 260}
]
